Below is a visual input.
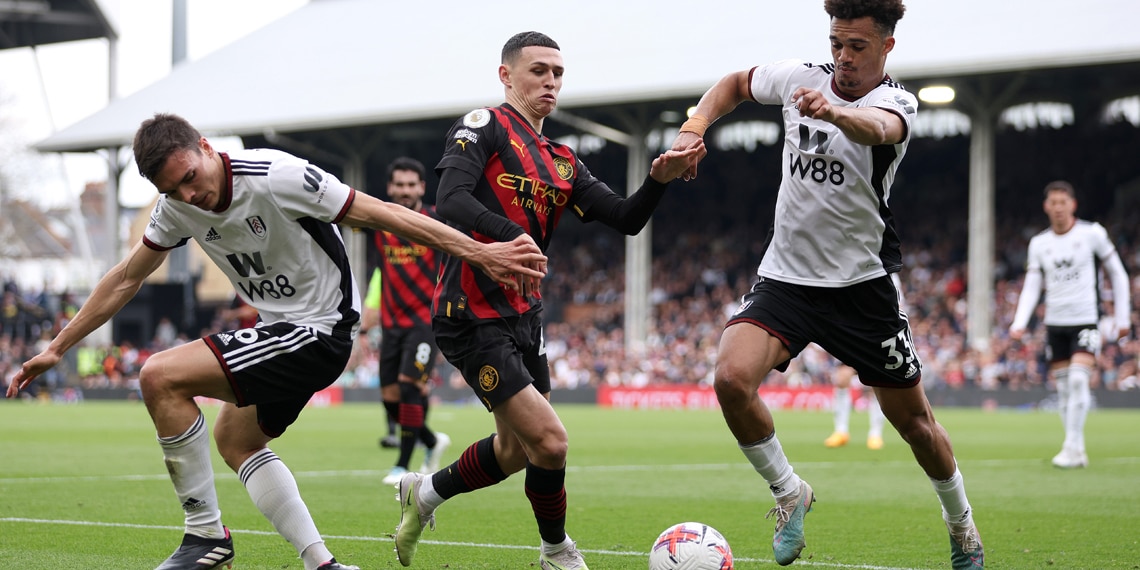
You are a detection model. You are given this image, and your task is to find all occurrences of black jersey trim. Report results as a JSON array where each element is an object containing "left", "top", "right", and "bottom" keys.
[{"left": 298, "top": 217, "right": 359, "bottom": 339}]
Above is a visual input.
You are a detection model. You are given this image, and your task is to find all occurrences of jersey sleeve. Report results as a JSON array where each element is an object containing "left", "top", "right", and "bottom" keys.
[
  {"left": 1025, "top": 237, "right": 1043, "bottom": 272},
  {"left": 267, "top": 155, "right": 355, "bottom": 223},
  {"left": 864, "top": 85, "right": 918, "bottom": 141},
  {"left": 141, "top": 196, "right": 191, "bottom": 251},
  {"left": 436, "top": 108, "right": 501, "bottom": 178},
  {"left": 1090, "top": 222, "right": 1118, "bottom": 259},
  {"left": 748, "top": 59, "right": 807, "bottom": 105},
  {"left": 567, "top": 157, "right": 608, "bottom": 218}
]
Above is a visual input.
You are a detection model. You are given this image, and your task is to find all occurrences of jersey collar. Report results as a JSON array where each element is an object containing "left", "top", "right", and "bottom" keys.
[
  {"left": 501, "top": 102, "right": 545, "bottom": 141},
  {"left": 215, "top": 152, "right": 235, "bottom": 213}
]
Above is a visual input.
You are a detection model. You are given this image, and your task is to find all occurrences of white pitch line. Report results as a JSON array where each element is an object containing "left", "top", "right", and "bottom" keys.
[
  {"left": 0, "top": 517, "right": 929, "bottom": 570},
  {"left": 3, "top": 456, "right": 1138, "bottom": 484}
]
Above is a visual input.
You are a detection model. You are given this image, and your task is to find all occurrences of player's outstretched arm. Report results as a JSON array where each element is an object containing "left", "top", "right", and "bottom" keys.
[
  {"left": 7, "top": 242, "right": 168, "bottom": 397},
  {"left": 343, "top": 193, "right": 547, "bottom": 292},
  {"left": 670, "top": 70, "right": 752, "bottom": 180}
]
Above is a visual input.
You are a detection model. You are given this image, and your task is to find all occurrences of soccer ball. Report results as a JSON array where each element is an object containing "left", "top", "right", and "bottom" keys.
[{"left": 648, "top": 521, "right": 733, "bottom": 570}]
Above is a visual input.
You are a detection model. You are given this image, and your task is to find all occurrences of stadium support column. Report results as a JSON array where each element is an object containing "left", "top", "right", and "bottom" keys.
[
  {"left": 625, "top": 126, "right": 650, "bottom": 355},
  {"left": 547, "top": 110, "right": 649, "bottom": 353},
  {"left": 90, "top": 34, "right": 122, "bottom": 348},
  {"left": 966, "top": 107, "right": 996, "bottom": 352}
]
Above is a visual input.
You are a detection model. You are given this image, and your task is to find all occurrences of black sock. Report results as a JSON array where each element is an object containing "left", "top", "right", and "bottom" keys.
[
  {"left": 431, "top": 434, "right": 506, "bottom": 500},
  {"left": 525, "top": 461, "right": 567, "bottom": 545}
]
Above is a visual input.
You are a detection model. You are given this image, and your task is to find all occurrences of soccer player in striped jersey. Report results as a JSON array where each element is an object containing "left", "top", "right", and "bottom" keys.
[
  {"left": 393, "top": 31, "right": 702, "bottom": 570},
  {"left": 1010, "top": 180, "right": 1131, "bottom": 469},
  {"left": 670, "top": 1, "right": 983, "bottom": 568},
  {"left": 361, "top": 157, "right": 450, "bottom": 484},
  {"left": 7, "top": 113, "right": 546, "bottom": 570}
]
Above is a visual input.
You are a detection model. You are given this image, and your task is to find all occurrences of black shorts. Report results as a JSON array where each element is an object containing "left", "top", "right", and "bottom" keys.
[
  {"left": 379, "top": 325, "right": 439, "bottom": 386},
  {"left": 726, "top": 275, "right": 921, "bottom": 388},
  {"left": 203, "top": 322, "right": 352, "bottom": 437},
  {"left": 1045, "top": 324, "right": 1100, "bottom": 362},
  {"left": 433, "top": 309, "right": 550, "bottom": 411}
]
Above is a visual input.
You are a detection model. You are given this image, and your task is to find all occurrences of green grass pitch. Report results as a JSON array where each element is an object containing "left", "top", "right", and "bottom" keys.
[{"left": 1, "top": 400, "right": 1137, "bottom": 569}]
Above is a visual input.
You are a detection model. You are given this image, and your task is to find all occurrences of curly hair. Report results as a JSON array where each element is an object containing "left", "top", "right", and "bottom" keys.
[{"left": 824, "top": 0, "right": 906, "bottom": 36}]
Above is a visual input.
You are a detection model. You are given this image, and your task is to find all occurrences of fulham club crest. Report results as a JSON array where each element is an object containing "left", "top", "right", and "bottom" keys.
[{"left": 246, "top": 216, "right": 268, "bottom": 239}]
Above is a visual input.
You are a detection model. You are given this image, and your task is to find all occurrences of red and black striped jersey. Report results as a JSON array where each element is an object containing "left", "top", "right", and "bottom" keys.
[
  {"left": 432, "top": 103, "right": 621, "bottom": 320},
  {"left": 373, "top": 205, "right": 441, "bottom": 329}
]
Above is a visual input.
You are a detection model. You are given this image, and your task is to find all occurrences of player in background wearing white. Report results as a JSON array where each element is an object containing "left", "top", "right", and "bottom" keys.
[
  {"left": 825, "top": 364, "right": 887, "bottom": 449},
  {"left": 6, "top": 113, "right": 545, "bottom": 570},
  {"left": 1009, "top": 180, "right": 1131, "bottom": 469},
  {"left": 670, "top": 1, "right": 983, "bottom": 567},
  {"left": 826, "top": 272, "right": 903, "bottom": 450}
]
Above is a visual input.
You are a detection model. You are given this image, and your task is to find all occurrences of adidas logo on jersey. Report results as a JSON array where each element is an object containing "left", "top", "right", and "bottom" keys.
[
  {"left": 217, "top": 333, "right": 233, "bottom": 346},
  {"left": 205, "top": 227, "right": 222, "bottom": 242}
]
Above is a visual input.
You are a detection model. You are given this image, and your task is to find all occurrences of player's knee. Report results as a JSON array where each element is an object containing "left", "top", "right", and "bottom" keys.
[
  {"left": 713, "top": 364, "right": 756, "bottom": 404},
  {"left": 138, "top": 355, "right": 174, "bottom": 399},
  {"left": 528, "top": 427, "right": 568, "bottom": 467},
  {"left": 216, "top": 442, "right": 262, "bottom": 472}
]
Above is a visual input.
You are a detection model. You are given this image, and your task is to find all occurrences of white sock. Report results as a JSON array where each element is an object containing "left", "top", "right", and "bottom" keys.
[
  {"left": 1066, "top": 364, "right": 1092, "bottom": 453},
  {"left": 419, "top": 472, "right": 444, "bottom": 511},
  {"left": 867, "top": 392, "right": 885, "bottom": 439},
  {"left": 541, "top": 534, "right": 574, "bottom": 556},
  {"left": 157, "top": 413, "right": 224, "bottom": 539},
  {"left": 930, "top": 467, "right": 972, "bottom": 525},
  {"left": 1052, "top": 367, "right": 1070, "bottom": 431},
  {"left": 740, "top": 433, "right": 801, "bottom": 499},
  {"left": 833, "top": 387, "right": 851, "bottom": 434},
  {"left": 239, "top": 448, "right": 331, "bottom": 570}
]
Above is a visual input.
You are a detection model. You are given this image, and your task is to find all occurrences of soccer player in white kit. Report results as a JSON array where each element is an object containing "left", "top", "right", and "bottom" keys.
[
  {"left": 6, "top": 113, "right": 546, "bottom": 570},
  {"left": 1010, "top": 180, "right": 1131, "bottom": 469},
  {"left": 670, "top": 1, "right": 983, "bottom": 567}
]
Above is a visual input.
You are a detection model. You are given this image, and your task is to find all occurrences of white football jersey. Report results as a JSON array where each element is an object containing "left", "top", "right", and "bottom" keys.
[
  {"left": 1024, "top": 220, "right": 1117, "bottom": 326},
  {"left": 749, "top": 59, "right": 917, "bottom": 287},
  {"left": 143, "top": 148, "right": 361, "bottom": 338}
]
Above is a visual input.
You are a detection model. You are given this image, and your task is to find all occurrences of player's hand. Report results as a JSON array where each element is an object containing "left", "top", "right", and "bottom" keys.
[
  {"left": 6, "top": 351, "right": 61, "bottom": 398},
  {"left": 476, "top": 234, "right": 547, "bottom": 293},
  {"left": 791, "top": 87, "right": 835, "bottom": 122},
  {"left": 669, "top": 133, "right": 707, "bottom": 181},
  {"left": 650, "top": 142, "right": 706, "bottom": 184},
  {"left": 517, "top": 257, "right": 545, "bottom": 298},
  {"left": 1009, "top": 328, "right": 1024, "bottom": 342}
]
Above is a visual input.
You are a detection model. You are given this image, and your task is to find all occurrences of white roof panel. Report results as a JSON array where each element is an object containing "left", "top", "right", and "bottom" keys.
[{"left": 35, "top": 0, "right": 1140, "bottom": 152}]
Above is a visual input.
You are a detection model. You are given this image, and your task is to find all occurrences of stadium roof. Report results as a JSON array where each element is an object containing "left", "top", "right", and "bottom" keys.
[
  {"left": 0, "top": 0, "right": 116, "bottom": 49},
  {"left": 32, "top": 0, "right": 1140, "bottom": 153}
]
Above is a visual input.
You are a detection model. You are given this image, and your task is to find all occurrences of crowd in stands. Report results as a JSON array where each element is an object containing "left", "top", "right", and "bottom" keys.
[
  {"left": 5, "top": 124, "right": 1140, "bottom": 397},
  {"left": 11, "top": 217, "right": 1134, "bottom": 399}
]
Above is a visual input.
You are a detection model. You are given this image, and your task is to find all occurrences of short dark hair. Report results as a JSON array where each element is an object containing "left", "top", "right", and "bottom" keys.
[
  {"left": 133, "top": 113, "right": 201, "bottom": 182},
  {"left": 501, "top": 31, "right": 559, "bottom": 64},
  {"left": 824, "top": 0, "right": 906, "bottom": 37},
  {"left": 387, "top": 156, "right": 426, "bottom": 182},
  {"left": 1043, "top": 180, "right": 1076, "bottom": 199}
]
